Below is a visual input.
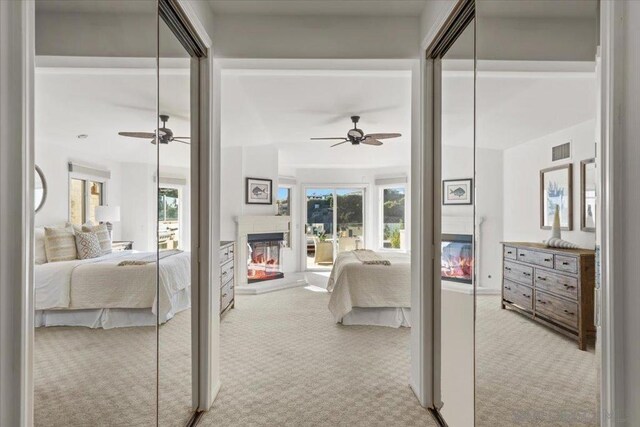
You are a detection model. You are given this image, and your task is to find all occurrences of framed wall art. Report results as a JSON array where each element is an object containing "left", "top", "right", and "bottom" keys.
[
  {"left": 246, "top": 177, "right": 273, "bottom": 205},
  {"left": 443, "top": 178, "right": 473, "bottom": 205}
]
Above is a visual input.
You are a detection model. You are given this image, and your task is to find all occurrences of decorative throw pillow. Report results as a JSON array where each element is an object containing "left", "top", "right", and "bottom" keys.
[
  {"left": 82, "top": 223, "right": 112, "bottom": 255},
  {"left": 74, "top": 231, "right": 102, "bottom": 260},
  {"left": 44, "top": 226, "right": 77, "bottom": 262}
]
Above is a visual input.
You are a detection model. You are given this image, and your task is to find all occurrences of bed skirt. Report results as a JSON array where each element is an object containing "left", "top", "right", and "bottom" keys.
[
  {"left": 35, "top": 287, "right": 190, "bottom": 329},
  {"left": 341, "top": 307, "right": 411, "bottom": 328}
]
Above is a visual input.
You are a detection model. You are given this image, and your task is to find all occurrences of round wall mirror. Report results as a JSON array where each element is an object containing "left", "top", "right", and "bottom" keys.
[{"left": 35, "top": 165, "right": 47, "bottom": 213}]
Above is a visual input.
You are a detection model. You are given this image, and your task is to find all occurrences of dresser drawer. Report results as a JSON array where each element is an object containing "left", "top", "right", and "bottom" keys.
[
  {"left": 221, "top": 280, "right": 234, "bottom": 311},
  {"left": 554, "top": 255, "right": 578, "bottom": 274},
  {"left": 503, "top": 280, "right": 533, "bottom": 311},
  {"left": 535, "top": 269, "right": 578, "bottom": 300},
  {"left": 221, "top": 260, "right": 234, "bottom": 285},
  {"left": 504, "top": 260, "right": 534, "bottom": 285},
  {"left": 503, "top": 246, "right": 517, "bottom": 260},
  {"left": 516, "top": 248, "right": 554, "bottom": 269},
  {"left": 219, "top": 246, "right": 230, "bottom": 264},
  {"left": 535, "top": 290, "right": 578, "bottom": 329}
]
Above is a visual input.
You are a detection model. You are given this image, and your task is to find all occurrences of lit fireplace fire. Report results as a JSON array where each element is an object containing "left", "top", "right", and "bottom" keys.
[
  {"left": 247, "top": 233, "right": 284, "bottom": 283},
  {"left": 441, "top": 234, "right": 473, "bottom": 284}
]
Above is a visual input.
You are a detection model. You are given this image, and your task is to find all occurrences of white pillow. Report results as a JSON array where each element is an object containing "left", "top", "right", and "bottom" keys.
[
  {"left": 34, "top": 227, "right": 47, "bottom": 265},
  {"left": 44, "top": 226, "right": 77, "bottom": 262},
  {"left": 75, "top": 231, "right": 103, "bottom": 260},
  {"left": 82, "top": 223, "right": 112, "bottom": 255}
]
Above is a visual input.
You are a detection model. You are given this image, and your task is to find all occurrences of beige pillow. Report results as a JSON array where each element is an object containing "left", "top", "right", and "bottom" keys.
[
  {"left": 75, "top": 231, "right": 102, "bottom": 260},
  {"left": 82, "top": 223, "right": 112, "bottom": 255},
  {"left": 44, "top": 226, "right": 77, "bottom": 262},
  {"left": 34, "top": 227, "right": 48, "bottom": 265}
]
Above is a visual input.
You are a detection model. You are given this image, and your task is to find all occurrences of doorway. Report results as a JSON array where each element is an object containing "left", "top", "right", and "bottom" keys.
[{"left": 303, "top": 186, "right": 365, "bottom": 270}]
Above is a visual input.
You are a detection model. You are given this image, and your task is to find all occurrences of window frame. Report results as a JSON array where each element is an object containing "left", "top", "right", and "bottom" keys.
[
  {"left": 275, "top": 185, "right": 292, "bottom": 217},
  {"left": 378, "top": 184, "right": 407, "bottom": 251},
  {"left": 68, "top": 171, "right": 108, "bottom": 225}
]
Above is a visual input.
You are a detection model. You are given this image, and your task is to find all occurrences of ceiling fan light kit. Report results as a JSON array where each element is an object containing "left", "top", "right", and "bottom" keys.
[
  {"left": 310, "top": 115, "right": 401, "bottom": 147},
  {"left": 118, "top": 114, "right": 191, "bottom": 145}
]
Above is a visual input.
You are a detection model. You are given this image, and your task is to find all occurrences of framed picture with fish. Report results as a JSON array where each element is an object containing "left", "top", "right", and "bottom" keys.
[
  {"left": 443, "top": 178, "right": 472, "bottom": 205},
  {"left": 246, "top": 177, "right": 273, "bottom": 205}
]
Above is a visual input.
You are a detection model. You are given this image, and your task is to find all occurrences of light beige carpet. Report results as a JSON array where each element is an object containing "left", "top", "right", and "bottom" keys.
[
  {"left": 34, "top": 289, "right": 597, "bottom": 426},
  {"left": 475, "top": 295, "right": 597, "bottom": 427}
]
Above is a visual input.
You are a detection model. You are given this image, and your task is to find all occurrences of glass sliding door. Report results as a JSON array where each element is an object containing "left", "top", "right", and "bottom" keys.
[
  {"left": 305, "top": 187, "right": 365, "bottom": 269},
  {"left": 305, "top": 188, "right": 334, "bottom": 269}
]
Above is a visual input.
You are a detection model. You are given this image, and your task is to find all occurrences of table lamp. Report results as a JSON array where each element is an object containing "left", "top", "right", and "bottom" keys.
[{"left": 95, "top": 205, "right": 120, "bottom": 238}]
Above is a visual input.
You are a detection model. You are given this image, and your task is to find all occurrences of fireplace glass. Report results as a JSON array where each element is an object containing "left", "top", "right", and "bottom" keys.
[
  {"left": 441, "top": 234, "right": 473, "bottom": 284},
  {"left": 247, "top": 233, "right": 285, "bottom": 283}
]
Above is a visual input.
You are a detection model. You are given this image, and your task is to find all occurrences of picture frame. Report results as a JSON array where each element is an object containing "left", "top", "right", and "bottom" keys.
[
  {"left": 442, "top": 178, "right": 473, "bottom": 205},
  {"left": 246, "top": 177, "right": 273, "bottom": 205},
  {"left": 540, "top": 164, "right": 573, "bottom": 230},
  {"left": 580, "top": 158, "right": 596, "bottom": 232}
]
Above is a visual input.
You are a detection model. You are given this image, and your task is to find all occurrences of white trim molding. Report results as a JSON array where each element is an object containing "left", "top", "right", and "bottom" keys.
[{"left": 0, "top": 1, "right": 35, "bottom": 426}]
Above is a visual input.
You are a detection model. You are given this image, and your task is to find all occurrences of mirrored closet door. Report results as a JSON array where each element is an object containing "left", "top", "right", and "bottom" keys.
[{"left": 33, "top": 0, "right": 159, "bottom": 425}]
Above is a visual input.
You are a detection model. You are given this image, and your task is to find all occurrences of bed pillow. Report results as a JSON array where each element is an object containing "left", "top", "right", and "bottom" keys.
[
  {"left": 34, "top": 227, "right": 48, "bottom": 265},
  {"left": 82, "top": 223, "right": 112, "bottom": 255},
  {"left": 44, "top": 226, "right": 77, "bottom": 262},
  {"left": 74, "top": 231, "right": 102, "bottom": 260}
]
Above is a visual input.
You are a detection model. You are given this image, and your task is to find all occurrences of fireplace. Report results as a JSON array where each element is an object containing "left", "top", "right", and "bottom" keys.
[
  {"left": 247, "top": 232, "right": 285, "bottom": 283},
  {"left": 441, "top": 233, "right": 473, "bottom": 284}
]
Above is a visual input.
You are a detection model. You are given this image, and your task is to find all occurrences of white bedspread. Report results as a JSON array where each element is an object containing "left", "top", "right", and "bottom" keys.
[
  {"left": 327, "top": 251, "right": 411, "bottom": 323},
  {"left": 35, "top": 251, "right": 191, "bottom": 321}
]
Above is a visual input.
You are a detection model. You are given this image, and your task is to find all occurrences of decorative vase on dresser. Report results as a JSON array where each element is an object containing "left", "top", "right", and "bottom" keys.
[
  {"left": 501, "top": 242, "right": 596, "bottom": 350},
  {"left": 220, "top": 241, "right": 235, "bottom": 317}
]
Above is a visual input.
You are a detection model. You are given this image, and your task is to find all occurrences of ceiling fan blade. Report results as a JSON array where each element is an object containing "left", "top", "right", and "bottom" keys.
[
  {"left": 310, "top": 137, "right": 347, "bottom": 140},
  {"left": 172, "top": 139, "right": 191, "bottom": 145},
  {"left": 361, "top": 138, "right": 383, "bottom": 146},
  {"left": 119, "top": 131, "right": 156, "bottom": 139},
  {"left": 364, "top": 133, "right": 401, "bottom": 140},
  {"left": 172, "top": 136, "right": 190, "bottom": 139},
  {"left": 331, "top": 141, "right": 348, "bottom": 147}
]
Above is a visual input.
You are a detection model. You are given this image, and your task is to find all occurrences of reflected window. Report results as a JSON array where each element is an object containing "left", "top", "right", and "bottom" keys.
[
  {"left": 276, "top": 187, "right": 291, "bottom": 216},
  {"left": 159, "top": 187, "right": 180, "bottom": 250},
  {"left": 69, "top": 178, "right": 105, "bottom": 226},
  {"left": 381, "top": 187, "right": 405, "bottom": 249}
]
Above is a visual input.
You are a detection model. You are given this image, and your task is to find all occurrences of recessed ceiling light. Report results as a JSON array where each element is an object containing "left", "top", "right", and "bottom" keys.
[{"left": 77, "top": 134, "right": 88, "bottom": 139}]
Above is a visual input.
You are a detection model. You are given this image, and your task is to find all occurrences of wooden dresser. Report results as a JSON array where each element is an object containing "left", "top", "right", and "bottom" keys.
[
  {"left": 220, "top": 241, "right": 235, "bottom": 317},
  {"left": 501, "top": 242, "right": 595, "bottom": 350}
]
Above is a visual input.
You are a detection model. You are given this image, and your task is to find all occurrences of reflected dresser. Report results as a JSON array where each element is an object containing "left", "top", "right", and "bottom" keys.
[
  {"left": 220, "top": 241, "right": 235, "bottom": 317},
  {"left": 501, "top": 242, "right": 595, "bottom": 350}
]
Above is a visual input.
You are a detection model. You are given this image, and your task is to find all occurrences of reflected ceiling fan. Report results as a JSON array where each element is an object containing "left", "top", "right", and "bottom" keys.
[
  {"left": 118, "top": 114, "right": 190, "bottom": 145},
  {"left": 310, "top": 116, "right": 401, "bottom": 147}
]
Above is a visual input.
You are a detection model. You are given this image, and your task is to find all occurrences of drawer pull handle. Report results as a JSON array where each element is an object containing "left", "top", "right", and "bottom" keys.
[
  {"left": 563, "top": 309, "right": 574, "bottom": 315},
  {"left": 537, "top": 276, "right": 547, "bottom": 281},
  {"left": 222, "top": 271, "right": 227, "bottom": 275},
  {"left": 562, "top": 284, "right": 576, "bottom": 289},
  {"left": 505, "top": 286, "right": 511, "bottom": 290},
  {"left": 519, "top": 253, "right": 526, "bottom": 257},
  {"left": 230, "top": 266, "right": 234, "bottom": 270},
  {"left": 505, "top": 267, "right": 512, "bottom": 271},
  {"left": 562, "top": 261, "right": 570, "bottom": 266},
  {"left": 523, "top": 272, "right": 531, "bottom": 277},
  {"left": 523, "top": 294, "right": 531, "bottom": 298},
  {"left": 544, "top": 258, "right": 552, "bottom": 262},
  {"left": 222, "top": 293, "right": 227, "bottom": 298},
  {"left": 507, "top": 251, "right": 513, "bottom": 254},
  {"left": 537, "top": 299, "right": 547, "bottom": 304}
]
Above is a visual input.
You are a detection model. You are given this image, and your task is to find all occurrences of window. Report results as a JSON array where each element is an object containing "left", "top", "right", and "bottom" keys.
[
  {"left": 69, "top": 178, "right": 105, "bottom": 226},
  {"left": 276, "top": 187, "right": 291, "bottom": 216},
  {"left": 381, "top": 187, "right": 406, "bottom": 249},
  {"left": 159, "top": 187, "right": 180, "bottom": 250}
]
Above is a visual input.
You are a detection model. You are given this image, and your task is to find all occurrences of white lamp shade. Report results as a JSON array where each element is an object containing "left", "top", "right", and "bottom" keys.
[{"left": 95, "top": 205, "right": 120, "bottom": 222}]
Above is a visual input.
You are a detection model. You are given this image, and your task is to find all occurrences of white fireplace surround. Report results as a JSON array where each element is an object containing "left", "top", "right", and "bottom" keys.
[{"left": 235, "top": 215, "right": 306, "bottom": 294}]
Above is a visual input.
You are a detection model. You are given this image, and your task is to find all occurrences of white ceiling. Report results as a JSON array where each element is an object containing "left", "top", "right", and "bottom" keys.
[
  {"left": 442, "top": 62, "right": 596, "bottom": 150},
  {"left": 208, "top": 0, "right": 428, "bottom": 16},
  {"left": 478, "top": 0, "right": 597, "bottom": 19},
  {"left": 36, "top": 0, "right": 155, "bottom": 14},
  {"left": 221, "top": 69, "right": 413, "bottom": 169},
  {"left": 35, "top": 65, "right": 191, "bottom": 167}
]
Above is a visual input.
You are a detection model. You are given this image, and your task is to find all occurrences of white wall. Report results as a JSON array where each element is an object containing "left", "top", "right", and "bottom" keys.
[
  {"left": 442, "top": 145, "right": 504, "bottom": 289},
  {"left": 211, "top": 14, "right": 421, "bottom": 59},
  {"left": 503, "top": 119, "right": 597, "bottom": 250}
]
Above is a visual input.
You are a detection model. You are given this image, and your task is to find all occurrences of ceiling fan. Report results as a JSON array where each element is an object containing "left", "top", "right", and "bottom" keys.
[
  {"left": 310, "top": 115, "right": 401, "bottom": 147},
  {"left": 118, "top": 114, "right": 190, "bottom": 145}
]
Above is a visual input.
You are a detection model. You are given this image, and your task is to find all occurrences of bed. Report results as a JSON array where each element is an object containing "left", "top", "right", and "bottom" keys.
[
  {"left": 327, "top": 250, "right": 411, "bottom": 328},
  {"left": 35, "top": 250, "right": 191, "bottom": 329}
]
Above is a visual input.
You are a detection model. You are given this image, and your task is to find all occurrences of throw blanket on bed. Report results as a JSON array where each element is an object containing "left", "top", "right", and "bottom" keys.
[
  {"left": 118, "top": 249, "right": 183, "bottom": 266},
  {"left": 352, "top": 249, "right": 391, "bottom": 266},
  {"left": 327, "top": 251, "right": 411, "bottom": 323}
]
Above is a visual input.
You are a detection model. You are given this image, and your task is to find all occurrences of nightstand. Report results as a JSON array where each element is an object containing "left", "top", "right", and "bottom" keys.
[{"left": 112, "top": 240, "right": 133, "bottom": 252}]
